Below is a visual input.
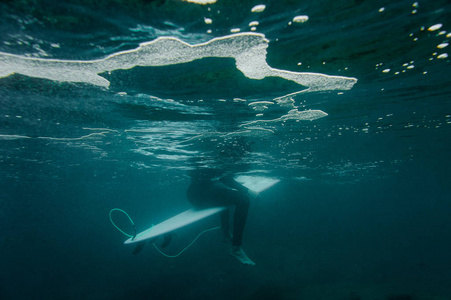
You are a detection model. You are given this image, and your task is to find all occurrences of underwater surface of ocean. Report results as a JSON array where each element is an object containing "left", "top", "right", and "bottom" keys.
[{"left": 0, "top": 0, "right": 450, "bottom": 299}]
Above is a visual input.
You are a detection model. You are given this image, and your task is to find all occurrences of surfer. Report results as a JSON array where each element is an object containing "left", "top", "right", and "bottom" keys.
[{"left": 187, "top": 168, "right": 257, "bottom": 266}]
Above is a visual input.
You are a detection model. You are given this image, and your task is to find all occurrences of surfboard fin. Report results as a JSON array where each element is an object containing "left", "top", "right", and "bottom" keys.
[
  {"left": 132, "top": 241, "right": 147, "bottom": 255},
  {"left": 160, "top": 233, "right": 173, "bottom": 249}
]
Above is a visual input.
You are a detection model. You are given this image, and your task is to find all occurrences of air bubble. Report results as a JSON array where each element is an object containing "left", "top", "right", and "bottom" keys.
[
  {"left": 251, "top": 4, "right": 266, "bottom": 13},
  {"left": 293, "top": 15, "right": 309, "bottom": 23},
  {"left": 428, "top": 24, "right": 443, "bottom": 31}
]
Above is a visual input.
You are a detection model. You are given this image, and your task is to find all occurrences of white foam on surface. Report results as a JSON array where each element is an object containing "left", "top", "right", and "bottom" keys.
[
  {"left": 0, "top": 33, "right": 357, "bottom": 93},
  {"left": 0, "top": 134, "right": 32, "bottom": 140},
  {"left": 240, "top": 109, "right": 328, "bottom": 128}
]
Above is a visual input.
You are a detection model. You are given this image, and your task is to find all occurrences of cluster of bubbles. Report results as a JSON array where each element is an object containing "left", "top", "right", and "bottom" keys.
[
  {"left": 201, "top": 3, "right": 309, "bottom": 34},
  {"left": 376, "top": 2, "right": 449, "bottom": 76}
]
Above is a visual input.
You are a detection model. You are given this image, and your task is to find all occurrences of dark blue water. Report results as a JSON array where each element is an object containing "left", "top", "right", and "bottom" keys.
[{"left": 1, "top": 0, "right": 450, "bottom": 299}]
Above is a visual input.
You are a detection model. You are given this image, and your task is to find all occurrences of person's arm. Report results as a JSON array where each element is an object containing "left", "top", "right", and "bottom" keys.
[{"left": 220, "top": 173, "right": 248, "bottom": 193}]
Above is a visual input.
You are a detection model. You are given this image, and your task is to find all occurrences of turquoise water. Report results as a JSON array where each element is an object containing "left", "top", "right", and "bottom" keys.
[{"left": 0, "top": 1, "right": 450, "bottom": 299}]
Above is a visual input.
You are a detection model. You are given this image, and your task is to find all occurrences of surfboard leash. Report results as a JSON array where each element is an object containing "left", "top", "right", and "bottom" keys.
[
  {"left": 109, "top": 208, "right": 220, "bottom": 258},
  {"left": 152, "top": 226, "right": 220, "bottom": 258},
  {"left": 109, "top": 208, "right": 137, "bottom": 240}
]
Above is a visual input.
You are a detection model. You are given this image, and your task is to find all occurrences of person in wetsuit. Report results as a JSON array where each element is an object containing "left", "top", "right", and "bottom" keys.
[
  {"left": 187, "top": 168, "right": 256, "bottom": 265},
  {"left": 186, "top": 136, "right": 256, "bottom": 265}
]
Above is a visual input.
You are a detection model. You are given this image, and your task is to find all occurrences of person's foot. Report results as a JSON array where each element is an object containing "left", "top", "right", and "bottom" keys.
[{"left": 230, "top": 246, "right": 256, "bottom": 266}]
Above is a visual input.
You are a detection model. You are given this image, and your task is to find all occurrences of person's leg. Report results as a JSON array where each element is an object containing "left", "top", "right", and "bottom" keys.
[
  {"left": 229, "top": 202, "right": 255, "bottom": 265},
  {"left": 188, "top": 181, "right": 255, "bottom": 265},
  {"left": 220, "top": 209, "right": 232, "bottom": 241},
  {"left": 188, "top": 181, "right": 232, "bottom": 240},
  {"left": 231, "top": 192, "right": 250, "bottom": 247},
  {"left": 210, "top": 182, "right": 250, "bottom": 245},
  {"left": 212, "top": 183, "right": 255, "bottom": 266}
]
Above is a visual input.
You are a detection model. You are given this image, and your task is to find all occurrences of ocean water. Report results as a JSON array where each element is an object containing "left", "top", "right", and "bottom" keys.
[{"left": 0, "top": 0, "right": 450, "bottom": 299}]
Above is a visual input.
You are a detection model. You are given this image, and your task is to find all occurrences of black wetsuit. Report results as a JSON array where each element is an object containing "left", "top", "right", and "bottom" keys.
[{"left": 187, "top": 169, "right": 250, "bottom": 247}]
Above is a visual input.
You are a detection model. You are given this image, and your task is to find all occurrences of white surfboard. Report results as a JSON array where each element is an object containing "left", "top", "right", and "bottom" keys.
[{"left": 124, "top": 175, "right": 280, "bottom": 244}]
